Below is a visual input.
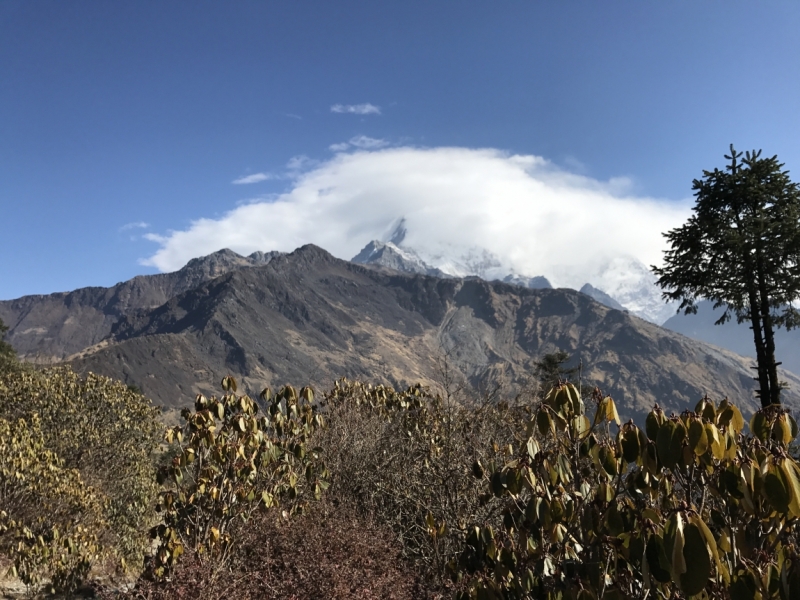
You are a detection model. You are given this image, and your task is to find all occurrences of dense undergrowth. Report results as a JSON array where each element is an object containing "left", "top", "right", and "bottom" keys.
[{"left": 2, "top": 343, "right": 800, "bottom": 599}]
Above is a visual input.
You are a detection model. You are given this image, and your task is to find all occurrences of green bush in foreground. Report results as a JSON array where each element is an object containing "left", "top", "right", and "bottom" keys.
[
  {"left": 148, "top": 377, "right": 327, "bottom": 578},
  {"left": 4, "top": 352, "right": 799, "bottom": 600},
  {"left": 450, "top": 383, "right": 800, "bottom": 599}
]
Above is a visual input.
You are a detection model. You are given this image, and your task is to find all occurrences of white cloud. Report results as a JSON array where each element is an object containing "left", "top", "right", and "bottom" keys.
[
  {"left": 142, "top": 147, "right": 691, "bottom": 290},
  {"left": 330, "top": 103, "right": 381, "bottom": 115},
  {"left": 120, "top": 221, "right": 150, "bottom": 231},
  {"left": 232, "top": 173, "right": 273, "bottom": 185},
  {"left": 348, "top": 135, "right": 388, "bottom": 149},
  {"left": 286, "top": 155, "right": 319, "bottom": 173},
  {"left": 329, "top": 136, "right": 389, "bottom": 152}
]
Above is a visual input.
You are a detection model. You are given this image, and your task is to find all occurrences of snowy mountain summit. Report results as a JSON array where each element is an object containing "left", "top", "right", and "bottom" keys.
[
  {"left": 590, "top": 257, "right": 678, "bottom": 325},
  {"left": 350, "top": 216, "right": 675, "bottom": 323},
  {"left": 352, "top": 235, "right": 676, "bottom": 324},
  {"left": 351, "top": 241, "right": 450, "bottom": 278}
]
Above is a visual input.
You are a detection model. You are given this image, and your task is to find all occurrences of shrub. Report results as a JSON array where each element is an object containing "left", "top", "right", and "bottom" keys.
[
  {"left": 148, "top": 377, "right": 327, "bottom": 577},
  {"left": 106, "top": 500, "right": 431, "bottom": 600},
  {"left": 316, "top": 378, "right": 525, "bottom": 589},
  {"left": 0, "top": 362, "right": 162, "bottom": 589},
  {"left": 451, "top": 383, "right": 800, "bottom": 599},
  {"left": 0, "top": 413, "right": 106, "bottom": 593}
]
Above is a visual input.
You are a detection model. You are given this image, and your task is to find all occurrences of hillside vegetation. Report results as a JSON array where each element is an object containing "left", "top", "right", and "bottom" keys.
[{"left": 2, "top": 334, "right": 800, "bottom": 598}]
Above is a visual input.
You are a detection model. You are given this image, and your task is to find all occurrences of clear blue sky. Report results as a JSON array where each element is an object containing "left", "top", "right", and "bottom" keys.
[{"left": 2, "top": 1, "right": 800, "bottom": 299}]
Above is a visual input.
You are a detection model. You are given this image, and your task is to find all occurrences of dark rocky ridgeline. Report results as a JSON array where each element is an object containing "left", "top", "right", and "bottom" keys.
[
  {"left": 0, "top": 249, "right": 282, "bottom": 361},
  {"left": 579, "top": 283, "right": 626, "bottom": 311},
  {"left": 64, "top": 245, "right": 800, "bottom": 422}
]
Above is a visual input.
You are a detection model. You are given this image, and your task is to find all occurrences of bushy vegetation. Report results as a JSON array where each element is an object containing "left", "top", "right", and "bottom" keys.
[
  {"left": 149, "top": 378, "right": 327, "bottom": 578},
  {"left": 3, "top": 330, "right": 800, "bottom": 598},
  {"left": 0, "top": 353, "right": 162, "bottom": 594}
]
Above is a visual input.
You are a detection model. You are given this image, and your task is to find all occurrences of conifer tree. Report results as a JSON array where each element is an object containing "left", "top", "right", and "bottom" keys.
[
  {"left": 0, "top": 318, "right": 14, "bottom": 360},
  {"left": 653, "top": 145, "right": 800, "bottom": 406}
]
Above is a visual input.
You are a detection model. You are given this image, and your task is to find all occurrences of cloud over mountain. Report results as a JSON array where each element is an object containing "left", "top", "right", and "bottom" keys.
[{"left": 142, "top": 147, "right": 691, "bottom": 290}]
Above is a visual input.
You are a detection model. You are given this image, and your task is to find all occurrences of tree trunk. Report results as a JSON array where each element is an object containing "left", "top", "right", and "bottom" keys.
[
  {"left": 755, "top": 241, "right": 782, "bottom": 405},
  {"left": 757, "top": 281, "right": 782, "bottom": 405},
  {"left": 747, "top": 287, "right": 772, "bottom": 408}
]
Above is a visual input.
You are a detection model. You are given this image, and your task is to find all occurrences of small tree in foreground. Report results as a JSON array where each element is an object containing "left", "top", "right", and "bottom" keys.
[{"left": 653, "top": 145, "right": 800, "bottom": 407}]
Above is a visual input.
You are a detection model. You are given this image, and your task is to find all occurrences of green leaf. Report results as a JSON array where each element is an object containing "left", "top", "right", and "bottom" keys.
[
  {"left": 779, "top": 459, "right": 800, "bottom": 518},
  {"left": 571, "top": 415, "right": 590, "bottom": 438},
  {"left": 645, "top": 410, "right": 663, "bottom": 442},
  {"left": 536, "top": 409, "right": 553, "bottom": 437},
  {"left": 772, "top": 414, "right": 793, "bottom": 445},
  {"left": 645, "top": 535, "right": 671, "bottom": 583},
  {"left": 750, "top": 411, "right": 769, "bottom": 441},
  {"left": 688, "top": 418, "right": 708, "bottom": 456},
  {"left": 657, "top": 420, "right": 677, "bottom": 469},
  {"left": 594, "top": 397, "right": 609, "bottom": 426},
  {"left": 669, "top": 420, "right": 687, "bottom": 467},
  {"left": 706, "top": 423, "right": 725, "bottom": 460},
  {"left": 620, "top": 426, "right": 640, "bottom": 463},
  {"left": 679, "top": 523, "right": 711, "bottom": 596},
  {"left": 607, "top": 397, "right": 620, "bottom": 426},
  {"left": 764, "top": 466, "right": 790, "bottom": 513},
  {"left": 669, "top": 513, "right": 687, "bottom": 582}
]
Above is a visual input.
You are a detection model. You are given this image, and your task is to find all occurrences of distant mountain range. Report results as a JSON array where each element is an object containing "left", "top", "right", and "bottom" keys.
[
  {"left": 1, "top": 244, "right": 797, "bottom": 423},
  {"left": 351, "top": 238, "right": 800, "bottom": 379},
  {"left": 350, "top": 236, "right": 673, "bottom": 323}
]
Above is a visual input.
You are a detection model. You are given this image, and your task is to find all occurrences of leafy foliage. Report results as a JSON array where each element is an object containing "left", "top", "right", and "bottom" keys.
[
  {"left": 653, "top": 145, "right": 800, "bottom": 406},
  {"left": 3, "top": 348, "right": 798, "bottom": 600},
  {"left": 450, "top": 382, "right": 800, "bottom": 599},
  {"left": 0, "top": 362, "right": 162, "bottom": 593},
  {"left": 0, "top": 414, "right": 105, "bottom": 593},
  {"left": 149, "top": 377, "right": 327, "bottom": 577}
]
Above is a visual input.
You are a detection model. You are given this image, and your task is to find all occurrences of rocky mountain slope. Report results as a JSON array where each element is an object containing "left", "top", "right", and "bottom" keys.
[
  {"left": 579, "top": 283, "right": 626, "bottom": 311},
  {"left": 50, "top": 245, "right": 799, "bottom": 421},
  {"left": 662, "top": 300, "right": 800, "bottom": 376},
  {"left": 0, "top": 250, "right": 281, "bottom": 361}
]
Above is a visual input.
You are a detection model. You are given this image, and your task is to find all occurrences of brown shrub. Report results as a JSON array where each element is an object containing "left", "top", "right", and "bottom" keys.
[
  {"left": 102, "top": 501, "right": 434, "bottom": 600},
  {"left": 314, "top": 379, "right": 528, "bottom": 588}
]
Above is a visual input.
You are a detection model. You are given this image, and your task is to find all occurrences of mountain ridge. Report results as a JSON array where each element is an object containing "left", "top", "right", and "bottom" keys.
[
  {"left": 0, "top": 249, "right": 282, "bottom": 361},
  {"left": 4, "top": 244, "right": 797, "bottom": 423},
  {"left": 59, "top": 245, "right": 800, "bottom": 422}
]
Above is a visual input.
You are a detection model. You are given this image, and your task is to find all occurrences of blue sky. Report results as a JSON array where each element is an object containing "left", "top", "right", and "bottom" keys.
[{"left": 2, "top": 1, "right": 800, "bottom": 299}]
